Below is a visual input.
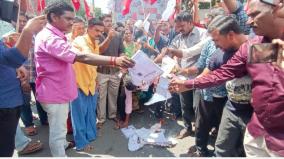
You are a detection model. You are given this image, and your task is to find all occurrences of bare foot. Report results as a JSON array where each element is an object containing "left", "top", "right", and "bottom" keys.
[
  {"left": 119, "top": 121, "right": 129, "bottom": 128},
  {"left": 78, "top": 145, "right": 94, "bottom": 152}
]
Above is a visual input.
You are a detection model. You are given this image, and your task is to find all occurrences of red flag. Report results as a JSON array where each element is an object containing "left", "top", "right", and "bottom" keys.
[
  {"left": 72, "top": 0, "right": 81, "bottom": 11},
  {"left": 84, "top": 0, "right": 92, "bottom": 19},
  {"left": 122, "top": 0, "right": 132, "bottom": 15},
  {"left": 149, "top": 0, "right": 157, "bottom": 5},
  {"left": 19, "top": 0, "right": 28, "bottom": 13},
  {"left": 37, "top": 0, "right": 45, "bottom": 13},
  {"left": 169, "top": 0, "right": 180, "bottom": 21}
]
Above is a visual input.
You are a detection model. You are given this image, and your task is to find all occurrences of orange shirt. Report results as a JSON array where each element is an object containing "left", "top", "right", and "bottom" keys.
[{"left": 72, "top": 34, "right": 99, "bottom": 96}]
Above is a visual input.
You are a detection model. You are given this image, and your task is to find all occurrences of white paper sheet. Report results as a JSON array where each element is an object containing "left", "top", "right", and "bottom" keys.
[
  {"left": 143, "top": 20, "right": 150, "bottom": 33},
  {"left": 161, "top": 56, "right": 177, "bottom": 78},
  {"left": 121, "top": 124, "right": 177, "bottom": 151},
  {"left": 128, "top": 50, "right": 164, "bottom": 86},
  {"left": 121, "top": 125, "right": 136, "bottom": 139},
  {"left": 145, "top": 77, "right": 172, "bottom": 105}
]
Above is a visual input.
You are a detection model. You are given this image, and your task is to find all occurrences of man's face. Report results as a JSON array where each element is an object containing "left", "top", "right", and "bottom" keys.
[
  {"left": 175, "top": 21, "right": 193, "bottom": 35},
  {"left": 211, "top": 30, "right": 237, "bottom": 53},
  {"left": 72, "top": 22, "right": 85, "bottom": 37},
  {"left": 247, "top": 0, "right": 277, "bottom": 36},
  {"left": 51, "top": 11, "right": 75, "bottom": 33},
  {"left": 18, "top": 15, "right": 27, "bottom": 33},
  {"left": 103, "top": 17, "right": 112, "bottom": 30},
  {"left": 88, "top": 25, "right": 104, "bottom": 40}
]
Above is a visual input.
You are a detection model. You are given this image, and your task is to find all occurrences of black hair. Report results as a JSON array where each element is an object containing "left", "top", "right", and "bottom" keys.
[
  {"left": 44, "top": 1, "right": 74, "bottom": 23},
  {"left": 124, "top": 27, "right": 133, "bottom": 34},
  {"left": 99, "top": 14, "right": 112, "bottom": 21},
  {"left": 174, "top": 11, "right": 193, "bottom": 23},
  {"left": 208, "top": 15, "right": 243, "bottom": 35},
  {"left": 87, "top": 18, "right": 104, "bottom": 27},
  {"left": 19, "top": 12, "right": 29, "bottom": 20},
  {"left": 74, "top": 16, "right": 85, "bottom": 24},
  {"left": 116, "top": 22, "right": 124, "bottom": 28}
]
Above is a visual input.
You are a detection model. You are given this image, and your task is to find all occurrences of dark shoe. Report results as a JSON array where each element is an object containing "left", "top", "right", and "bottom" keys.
[{"left": 176, "top": 128, "right": 193, "bottom": 139}]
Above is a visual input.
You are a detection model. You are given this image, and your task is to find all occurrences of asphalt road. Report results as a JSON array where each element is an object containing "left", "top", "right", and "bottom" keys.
[{"left": 13, "top": 105, "right": 214, "bottom": 157}]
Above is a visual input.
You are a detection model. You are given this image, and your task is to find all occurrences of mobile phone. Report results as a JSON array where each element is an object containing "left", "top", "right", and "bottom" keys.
[
  {"left": 260, "top": 0, "right": 281, "bottom": 6},
  {"left": 248, "top": 43, "right": 281, "bottom": 64}
]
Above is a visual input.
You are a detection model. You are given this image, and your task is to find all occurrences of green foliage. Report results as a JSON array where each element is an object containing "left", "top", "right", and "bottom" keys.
[
  {"left": 199, "top": 2, "right": 211, "bottom": 9},
  {"left": 181, "top": 0, "right": 214, "bottom": 10},
  {"left": 94, "top": 7, "right": 102, "bottom": 18}
]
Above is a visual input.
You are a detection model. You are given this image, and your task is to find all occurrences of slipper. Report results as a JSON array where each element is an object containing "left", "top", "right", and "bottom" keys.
[
  {"left": 65, "top": 141, "right": 75, "bottom": 150},
  {"left": 18, "top": 141, "right": 43, "bottom": 155}
]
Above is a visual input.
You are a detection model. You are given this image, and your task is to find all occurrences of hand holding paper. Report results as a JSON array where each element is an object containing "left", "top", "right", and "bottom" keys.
[
  {"left": 128, "top": 50, "right": 164, "bottom": 86},
  {"left": 169, "top": 76, "right": 190, "bottom": 93}
]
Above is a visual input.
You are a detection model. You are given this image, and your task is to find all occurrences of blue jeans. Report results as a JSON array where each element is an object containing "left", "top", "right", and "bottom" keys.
[
  {"left": 15, "top": 125, "right": 31, "bottom": 151},
  {"left": 20, "top": 83, "right": 47, "bottom": 127}
]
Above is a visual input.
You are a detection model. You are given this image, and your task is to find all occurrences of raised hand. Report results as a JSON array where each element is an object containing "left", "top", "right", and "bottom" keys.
[{"left": 23, "top": 15, "right": 46, "bottom": 34}]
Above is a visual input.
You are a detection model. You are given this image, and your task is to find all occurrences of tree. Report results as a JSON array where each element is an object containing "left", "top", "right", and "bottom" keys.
[{"left": 94, "top": 7, "right": 102, "bottom": 18}]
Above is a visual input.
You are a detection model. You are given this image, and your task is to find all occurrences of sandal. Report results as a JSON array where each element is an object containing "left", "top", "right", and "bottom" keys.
[
  {"left": 96, "top": 123, "right": 104, "bottom": 129},
  {"left": 24, "top": 126, "right": 37, "bottom": 136},
  {"left": 18, "top": 141, "right": 43, "bottom": 155}
]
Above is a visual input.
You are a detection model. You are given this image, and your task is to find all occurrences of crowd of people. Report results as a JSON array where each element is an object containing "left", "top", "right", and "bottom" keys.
[{"left": 0, "top": 0, "right": 284, "bottom": 157}]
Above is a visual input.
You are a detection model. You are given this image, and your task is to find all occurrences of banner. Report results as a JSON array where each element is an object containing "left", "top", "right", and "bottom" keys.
[{"left": 114, "top": 0, "right": 167, "bottom": 22}]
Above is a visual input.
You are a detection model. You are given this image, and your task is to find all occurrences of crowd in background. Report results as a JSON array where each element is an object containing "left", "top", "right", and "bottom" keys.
[{"left": 0, "top": 0, "right": 284, "bottom": 157}]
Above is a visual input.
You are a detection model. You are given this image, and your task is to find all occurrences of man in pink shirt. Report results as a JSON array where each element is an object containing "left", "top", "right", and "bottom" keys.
[{"left": 34, "top": 2, "right": 134, "bottom": 157}]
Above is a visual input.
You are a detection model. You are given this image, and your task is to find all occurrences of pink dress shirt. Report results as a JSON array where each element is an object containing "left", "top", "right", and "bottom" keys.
[{"left": 34, "top": 23, "right": 78, "bottom": 104}]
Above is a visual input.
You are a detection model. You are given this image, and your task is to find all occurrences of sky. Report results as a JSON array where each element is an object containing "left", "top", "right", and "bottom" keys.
[{"left": 87, "top": 0, "right": 113, "bottom": 14}]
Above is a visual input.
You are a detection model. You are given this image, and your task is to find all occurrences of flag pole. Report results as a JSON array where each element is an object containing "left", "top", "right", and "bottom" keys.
[
  {"left": 92, "top": 0, "right": 95, "bottom": 10},
  {"left": 16, "top": 0, "right": 22, "bottom": 33},
  {"left": 28, "top": 0, "right": 36, "bottom": 16},
  {"left": 140, "top": 0, "right": 146, "bottom": 19}
]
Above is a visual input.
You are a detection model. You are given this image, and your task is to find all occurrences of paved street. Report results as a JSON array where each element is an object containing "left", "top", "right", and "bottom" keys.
[{"left": 14, "top": 104, "right": 214, "bottom": 157}]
